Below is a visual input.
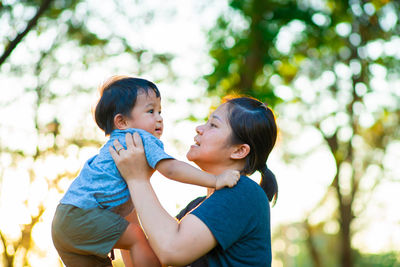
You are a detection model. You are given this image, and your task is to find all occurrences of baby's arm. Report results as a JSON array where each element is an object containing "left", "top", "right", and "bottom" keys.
[{"left": 156, "top": 159, "right": 240, "bottom": 189}]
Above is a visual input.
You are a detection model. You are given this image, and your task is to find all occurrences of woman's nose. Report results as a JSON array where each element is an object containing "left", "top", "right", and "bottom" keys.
[{"left": 196, "top": 125, "right": 204, "bottom": 134}]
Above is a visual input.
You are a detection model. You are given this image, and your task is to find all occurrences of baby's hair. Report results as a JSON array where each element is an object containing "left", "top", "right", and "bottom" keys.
[
  {"left": 224, "top": 96, "right": 278, "bottom": 205},
  {"left": 94, "top": 76, "right": 160, "bottom": 135}
]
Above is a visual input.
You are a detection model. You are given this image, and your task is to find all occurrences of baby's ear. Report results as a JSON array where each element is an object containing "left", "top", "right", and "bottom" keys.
[
  {"left": 113, "top": 114, "right": 127, "bottom": 130},
  {"left": 230, "top": 144, "right": 250, "bottom": 160}
]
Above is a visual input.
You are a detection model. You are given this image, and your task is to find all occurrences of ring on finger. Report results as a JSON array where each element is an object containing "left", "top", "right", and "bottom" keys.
[{"left": 116, "top": 147, "right": 124, "bottom": 153}]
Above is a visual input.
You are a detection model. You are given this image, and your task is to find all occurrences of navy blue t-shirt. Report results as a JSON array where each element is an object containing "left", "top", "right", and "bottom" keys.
[{"left": 191, "top": 176, "right": 272, "bottom": 267}]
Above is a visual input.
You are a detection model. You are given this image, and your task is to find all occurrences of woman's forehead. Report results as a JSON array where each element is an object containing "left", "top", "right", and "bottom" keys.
[
  {"left": 213, "top": 103, "right": 229, "bottom": 115},
  {"left": 209, "top": 103, "right": 230, "bottom": 124}
]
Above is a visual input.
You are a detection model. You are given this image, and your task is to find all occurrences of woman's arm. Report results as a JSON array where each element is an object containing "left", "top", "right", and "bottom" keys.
[
  {"left": 126, "top": 178, "right": 217, "bottom": 265},
  {"left": 114, "top": 209, "right": 161, "bottom": 267},
  {"left": 110, "top": 133, "right": 218, "bottom": 265}
]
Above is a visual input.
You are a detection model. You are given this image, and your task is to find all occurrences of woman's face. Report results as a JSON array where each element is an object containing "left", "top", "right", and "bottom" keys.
[{"left": 186, "top": 103, "right": 236, "bottom": 172}]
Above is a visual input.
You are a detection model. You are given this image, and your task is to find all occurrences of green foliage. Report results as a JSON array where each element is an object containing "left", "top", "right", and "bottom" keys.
[
  {"left": 205, "top": 0, "right": 400, "bottom": 266},
  {"left": 355, "top": 251, "right": 400, "bottom": 267},
  {"left": 204, "top": 0, "right": 316, "bottom": 105},
  {"left": 273, "top": 223, "right": 400, "bottom": 267}
]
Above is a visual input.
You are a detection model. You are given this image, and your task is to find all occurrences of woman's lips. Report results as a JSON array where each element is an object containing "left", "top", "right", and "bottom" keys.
[
  {"left": 191, "top": 140, "right": 200, "bottom": 148},
  {"left": 193, "top": 137, "right": 200, "bottom": 146}
]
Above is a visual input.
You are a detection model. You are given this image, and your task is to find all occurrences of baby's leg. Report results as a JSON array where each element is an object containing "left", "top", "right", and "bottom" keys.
[{"left": 114, "top": 210, "right": 160, "bottom": 267}]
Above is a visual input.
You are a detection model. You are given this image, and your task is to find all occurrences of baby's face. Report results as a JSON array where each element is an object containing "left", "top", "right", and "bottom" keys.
[{"left": 125, "top": 90, "right": 163, "bottom": 138}]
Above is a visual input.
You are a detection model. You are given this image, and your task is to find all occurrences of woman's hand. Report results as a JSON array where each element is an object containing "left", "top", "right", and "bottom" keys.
[{"left": 109, "top": 132, "right": 154, "bottom": 181}]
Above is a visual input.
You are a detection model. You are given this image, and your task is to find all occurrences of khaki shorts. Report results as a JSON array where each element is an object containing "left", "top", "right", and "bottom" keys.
[{"left": 51, "top": 204, "right": 129, "bottom": 267}]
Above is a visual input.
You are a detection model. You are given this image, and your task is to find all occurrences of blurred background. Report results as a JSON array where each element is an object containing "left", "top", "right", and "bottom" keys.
[{"left": 1, "top": 0, "right": 399, "bottom": 266}]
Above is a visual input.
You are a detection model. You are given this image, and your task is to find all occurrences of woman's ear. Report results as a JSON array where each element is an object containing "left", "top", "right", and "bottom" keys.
[
  {"left": 231, "top": 144, "right": 250, "bottom": 159},
  {"left": 114, "top": 114, "right": 127, "bottom": 130}
]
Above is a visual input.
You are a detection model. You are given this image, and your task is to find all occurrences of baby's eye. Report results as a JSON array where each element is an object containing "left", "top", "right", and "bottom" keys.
[{"left": 148, "top": 109, "right": 154, "bottom": 114}]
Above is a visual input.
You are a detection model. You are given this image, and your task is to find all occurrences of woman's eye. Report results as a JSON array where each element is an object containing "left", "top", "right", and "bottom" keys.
[{"left": 210, "top": 123, "right": 217, "bottom": 128}]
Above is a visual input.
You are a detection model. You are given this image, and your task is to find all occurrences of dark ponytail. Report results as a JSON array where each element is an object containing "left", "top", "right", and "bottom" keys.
[
  {"left": 259, "top": 165, "right": 278, "bottom": 205},
  {"left": 225, "top": 96, "right": 278, "bottom": 205}
]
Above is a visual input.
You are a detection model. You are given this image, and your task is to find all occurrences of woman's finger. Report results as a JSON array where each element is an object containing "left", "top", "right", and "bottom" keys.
[
  {"left": 109, "top": 145, "right": 119, "bottom": 161},
  {"left": 113, "top": 139, "right": 124, "bottom": 153},
  {"left": 125, "top": 133, "right": 135, "bottom": 149},
  {"left": 132, "top": 132, "right": 144, "bottom": 149}
]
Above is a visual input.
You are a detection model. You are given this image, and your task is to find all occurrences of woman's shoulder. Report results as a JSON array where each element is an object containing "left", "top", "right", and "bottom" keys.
[
  {"left": 210, "top": 175, "right": 269, "bottom": 207},
  {"left": 232, "top": 175, "right": 266, "bottom": 194},
  {"left": 190, "top": 176, "right": 270, "bottom": 250}
]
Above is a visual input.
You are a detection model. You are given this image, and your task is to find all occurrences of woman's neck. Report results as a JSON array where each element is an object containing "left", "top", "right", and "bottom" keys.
[
  {"left": 201, "top": 165, "right": 237, "bottom": 176},
  {"left": 204, "top": 163, "right": 243, "bottom": 197},
  {"left": 201, "top": 159, "right": 245, "bottom": 175}
]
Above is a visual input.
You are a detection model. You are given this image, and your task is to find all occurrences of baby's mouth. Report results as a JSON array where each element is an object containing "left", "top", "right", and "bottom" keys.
[{"left": 155, "top": 127, "right": 162, "bottom": 134}]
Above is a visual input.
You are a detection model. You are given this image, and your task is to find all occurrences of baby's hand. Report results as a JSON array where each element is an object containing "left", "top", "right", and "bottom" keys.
[{"left": 215, "top": 170, "right": 240, "bottom": 190}]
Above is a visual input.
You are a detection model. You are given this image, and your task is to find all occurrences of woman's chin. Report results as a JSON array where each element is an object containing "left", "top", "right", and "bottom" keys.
[
  {"left": 186, "top": 152, "right": 201, "bottom": 168},
  {"left": 186, "top": 151, "right": 194, "bottom": 162},
  {"left": 186, "top": 147, "right": 198, "bottom": 161},
  {"left": 186, "top": 155, "right": 199, "bottom": 163}
]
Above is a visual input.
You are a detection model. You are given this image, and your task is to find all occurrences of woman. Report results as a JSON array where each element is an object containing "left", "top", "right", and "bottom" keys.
[{"left": 110, "top": 96, "right": 278, "bottom": 266}]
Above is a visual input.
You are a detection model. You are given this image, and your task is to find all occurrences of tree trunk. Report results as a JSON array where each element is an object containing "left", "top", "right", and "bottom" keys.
[
  {"left": 338, "top": 200, "right": 353, "bottom": 267},
  {"left": 304, "top": 221, "right": 322, "bottom": 267}
]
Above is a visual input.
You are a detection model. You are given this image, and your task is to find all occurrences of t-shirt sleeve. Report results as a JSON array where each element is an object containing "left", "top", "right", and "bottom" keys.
[
  {"left": 190, "top": 181, "right": 252, "bottom": 250},
  {"left": 139, "top": 131, "right": 174, "bottom": 169}
]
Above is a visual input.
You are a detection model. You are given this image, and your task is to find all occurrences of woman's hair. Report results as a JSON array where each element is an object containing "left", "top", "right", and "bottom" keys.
[
  {"left": 225, "top": 96, "right": 278, "bottom": 204},
  {"left": 94, "top": 76, "right": 160, "bottom": 135}
]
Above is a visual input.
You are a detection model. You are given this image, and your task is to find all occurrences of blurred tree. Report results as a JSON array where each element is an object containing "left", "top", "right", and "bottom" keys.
[
  {"left": 0, "top": 0, "right": 175, "bottom": 266},
  {"left": 205, "top": 0, "right": 400, "bottom": 266},
  {"left": 0, "top": 0, "right": 54, "bottom": 66},
  {"left": 204, "top": 0, "right": 314, "bottom": 105}
]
